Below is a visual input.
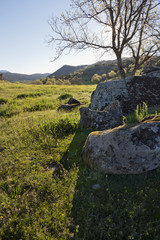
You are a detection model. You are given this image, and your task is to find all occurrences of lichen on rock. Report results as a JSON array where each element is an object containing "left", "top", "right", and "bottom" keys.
[{"left": 82, "top": 120, "right": 160, "bottom": 174}]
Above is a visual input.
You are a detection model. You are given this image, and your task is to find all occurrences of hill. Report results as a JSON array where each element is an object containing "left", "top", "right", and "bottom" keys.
[
  {"left": 41, "top": 56, "right": 160, "bottom": 85},
  {"left": 41, "top": 58, "right": 133, "bottom": 85},
  {"left": 49, "top": 64, "right": 87, "bottom": 77},
  {"left": 2, "top": 55, "right": 160, "bottom": 85},
  {"left": 0, "top": 71, "right": 50, "bottom": 83}
]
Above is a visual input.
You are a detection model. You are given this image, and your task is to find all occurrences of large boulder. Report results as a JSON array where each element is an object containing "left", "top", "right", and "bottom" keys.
[
  {"left": 80, "top": 100, "right": 123, "bottom": 130},
  {"left": 90, "top": 75, "right": 160, "bottom": 114},
  {"left": 82, "top": 119, "right": 160, "bottom": 174}
]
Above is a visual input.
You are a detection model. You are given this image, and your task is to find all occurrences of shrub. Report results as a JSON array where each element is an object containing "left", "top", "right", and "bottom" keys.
[
  {"left": 108, "top": 70, "right": 117, "bottom": 78},
  {"left": 56, "top": 79, "right": 64, "bottom": 85},
  {"left": 31, "top": 79, "right": 43, "bottom": 85},
  {"left": 91, "top": 74, "right": 102, "bottom": 84}
]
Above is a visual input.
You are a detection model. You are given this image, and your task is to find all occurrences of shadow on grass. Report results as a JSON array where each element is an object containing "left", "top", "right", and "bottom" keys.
[{"left": 60, "top": 127, "right": 160, "bottom": 240}]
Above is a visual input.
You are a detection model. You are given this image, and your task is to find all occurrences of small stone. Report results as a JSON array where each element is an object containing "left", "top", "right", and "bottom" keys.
[
  {"left": 57, "top": 97, "right": 81, "bottom": 111},
  {"left": 68, "top": 97, "right": 80, "bottom": 105}
]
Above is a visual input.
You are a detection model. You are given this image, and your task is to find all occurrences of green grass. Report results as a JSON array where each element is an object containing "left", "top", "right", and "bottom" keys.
[
  {"left": 124, "top": 102, "right": 148, "bottom": 123},
  {"left": 58, "top": 93, "right": 73, "bottom": 100},
  {"left": 124, "top": 102, "right": 159, "bottom": 124},
  {"left": 0, "top": 82, "right": 160, "bottom": 239}
]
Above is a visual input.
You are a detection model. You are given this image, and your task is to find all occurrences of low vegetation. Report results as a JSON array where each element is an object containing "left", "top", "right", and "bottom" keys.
[
  {"left": 16, "top": 92, "right": 44, "bottom": 99},
  {"left": 0, "top": 82, "right": 160, "bottom": 239},
  {"left": 124, "top": 102, "right": 149, "bottom": 124},
  {"left": 32, "top": 56, "right": 160, "bottom": 86}
]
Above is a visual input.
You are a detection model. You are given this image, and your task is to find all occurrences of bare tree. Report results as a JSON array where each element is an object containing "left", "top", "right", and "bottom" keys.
[{"left": 48, "top": 0, "right": 160, "bottom": 78}]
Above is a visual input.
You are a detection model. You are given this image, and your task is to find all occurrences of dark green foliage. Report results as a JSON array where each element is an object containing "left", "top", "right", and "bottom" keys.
[
  {"left": 0, "top": 101, "right": 19, "bottom": 117},
  {"left": 45, "top": 118, "right": 78, "bottom": 138},
  {"left": 16, "top": 92, "right": 43, "bottom": 99},
  {"left": 0, "top": 98, "right": 8, "bottom": 104},
  {"left": 38, "top": 117, "right": 79, "bottom": 141},
  {"left": 24, "top": 99, "right": 55, "bottom": 112},
  {"left": 0, "top": 108, "right": 15, "bottom": 117},
  {"left": 58, "top": 93, "right": 72, "bottom": 100}
]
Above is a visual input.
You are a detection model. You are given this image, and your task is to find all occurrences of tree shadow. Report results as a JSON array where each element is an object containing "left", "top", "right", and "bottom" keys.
[{"left": 59, "top": 127, "right": 160, "bottom": 240}]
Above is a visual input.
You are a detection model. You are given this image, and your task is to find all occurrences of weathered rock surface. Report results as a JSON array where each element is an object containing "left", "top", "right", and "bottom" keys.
[
  {"left": 90, "top": 75, "right": 160, "bottom": 114},
  {"left": 80, "top": 101, "right": 123, "bottom": 130},
  {"left": 68, "top": 97, "right": 80, "bottom": 105},
  {"left": 82, "top": 120, "right": 160, "bottom": 174},
  {"left": 144, "top": 70, "right": 160, "bottom": 78}
]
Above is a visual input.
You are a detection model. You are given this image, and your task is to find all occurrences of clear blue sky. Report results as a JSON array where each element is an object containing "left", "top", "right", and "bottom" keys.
[{"left": 0, "top": 0, "right": 111, "bottom": 74}]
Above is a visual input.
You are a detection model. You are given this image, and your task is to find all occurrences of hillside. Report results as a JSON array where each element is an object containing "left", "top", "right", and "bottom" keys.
[
  {"left": 2, "top": 55, "right": 160, "bottom": 85},
  {"left": 49, "top": 64, "right": 87, "bottom": 77},
  {"left": 42, "top": 56, "right": 160, "bottom": 85},
  {"left": 0, "top": 71, "right": 50, "bottom": 83},
  {"left": 42, "top": 58, "right": 133, "bottom": 85}
]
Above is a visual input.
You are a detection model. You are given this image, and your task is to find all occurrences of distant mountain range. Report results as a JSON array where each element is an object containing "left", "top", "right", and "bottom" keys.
[
  {"left": 0, "top": 71, "right": 50, "bottom": 83},
  {"left": 1, "top": 56, "right": 160, "bottom": 84}
]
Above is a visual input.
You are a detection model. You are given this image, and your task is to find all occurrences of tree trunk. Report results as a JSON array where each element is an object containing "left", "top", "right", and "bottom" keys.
[
  {"left": 116, "top": 54, "right": 126, "bottom": 79},
  {"left": 132, "top": 68, "right": 137, "bottom": 76}
]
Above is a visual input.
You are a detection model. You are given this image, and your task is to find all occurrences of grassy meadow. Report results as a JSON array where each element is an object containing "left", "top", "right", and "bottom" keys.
[{"left": 0, "top": 81, "right": 160, "bottom": 240}]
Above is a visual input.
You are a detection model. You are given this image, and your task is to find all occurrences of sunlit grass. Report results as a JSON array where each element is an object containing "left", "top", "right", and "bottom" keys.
[{"left": 0, "top": 82, "right": 160, "bottom": 239}]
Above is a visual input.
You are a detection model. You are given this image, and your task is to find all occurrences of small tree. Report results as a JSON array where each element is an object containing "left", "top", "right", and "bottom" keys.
[
  {"left": 48, "top": 0, "right": 160, "bottom": 78},
  {"left": 108, "top": 70, "right": 117, "bottom": 78},
  {"left": 91, "top": 73, "right": 102, "bottom": 83}
]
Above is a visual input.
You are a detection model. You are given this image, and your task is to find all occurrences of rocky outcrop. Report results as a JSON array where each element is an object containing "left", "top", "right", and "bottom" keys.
[
  {"left": 90, "top": 75, "right": 160, "bottom": 115},
  {"left": 80, "top": 101, "right": 123, "bottom": 130},
  {"left": 82, "top": 119, "right": 160, "bottom": 174}
]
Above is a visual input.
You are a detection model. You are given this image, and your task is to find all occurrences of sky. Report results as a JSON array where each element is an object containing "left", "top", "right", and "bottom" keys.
[{"left": 0, "top": 0, "right": 115, "bottom": 74}]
